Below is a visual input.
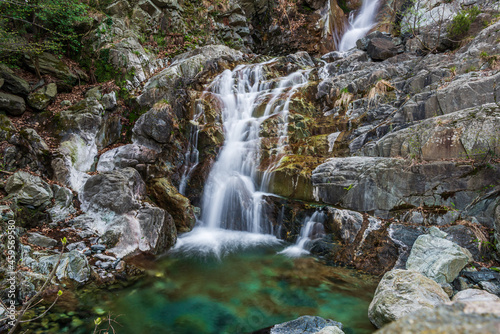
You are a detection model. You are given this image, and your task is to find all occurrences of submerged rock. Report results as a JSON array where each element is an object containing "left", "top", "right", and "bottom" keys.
[
  {"left": 368, "top": 269, "right": 450, "bottom": 328},
  {"left": 406, "top": 227, "right": 473, "bottom": 284},
  {"left": 270, "top": 315, "right": 343, "bottom": 334}
]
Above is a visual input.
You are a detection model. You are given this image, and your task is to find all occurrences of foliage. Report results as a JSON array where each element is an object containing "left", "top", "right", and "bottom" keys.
[
  {"left": 447, "top": 6, "right": 481, "bottom": 41},
  {"left": 273, "top": 0, "right": 306, "bottom": 36},
  {"left": 0, "top": 0, "right": 91, "bottom": 68}
]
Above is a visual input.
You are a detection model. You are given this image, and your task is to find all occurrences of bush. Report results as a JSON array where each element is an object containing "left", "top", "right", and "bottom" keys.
[{"left": 447, "top": 6, "right": 481, "bottom": 41}]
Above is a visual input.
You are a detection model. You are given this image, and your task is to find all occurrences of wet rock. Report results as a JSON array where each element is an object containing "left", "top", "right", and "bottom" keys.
[
  {"left": 5, "top": 171, "right": 53, "bottom": 207},
  {"left": 270, "top": 315, "right": 343, "bottom": 334},
  {"left": 37, "top": 250, "right": 91, "bottom": 283},
  {"left": 368, "top": 269, "right": 450, "bottom": 328},
  {"left": 367, "top": 38, "right": 398, "bottom": 61},
  {"left": 27, "top": 83, "right": 57, "bottom": 111},
  {"left": 149, "top": 178, "right": 195, "bottom": 232},
  {"left": 81, "top": 168, "right": 146, "bottom": 214},
  {"left": 374, "top": 303, "right": 500, "bottom": 334},
  {"left": 48, "top": 184, "right": 75, "bottom": 223},
  {"left": 406, "top": 227, "right": 473, "bottom": 284},
  {"left": 27, "top": 233, "right": 58, "bottom": 248},
  {"left": 0, "top": 91, "right": 26, "bottom": 116},
  {"left": 0, "top": 64, "right": 30, "bottom": 96}
]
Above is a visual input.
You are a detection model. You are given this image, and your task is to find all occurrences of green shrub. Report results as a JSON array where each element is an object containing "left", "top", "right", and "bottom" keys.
[{"left": 447, "top": 6, "right": 481, "bottom": 41}]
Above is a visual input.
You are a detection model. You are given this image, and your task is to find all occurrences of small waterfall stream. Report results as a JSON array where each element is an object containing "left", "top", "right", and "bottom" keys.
[
  {"left": 173, "top": 61, "right": 312, "bottom": 257},
  {"left": 338, "top": 0, "right": 381, "bottom": 51},
  {"left": 279, "top": 211, "right": 326, "bottom": 257}
]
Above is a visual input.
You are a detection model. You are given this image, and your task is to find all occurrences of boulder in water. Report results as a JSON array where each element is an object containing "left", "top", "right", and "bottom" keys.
[{"left": 270, "top": 315, "right": 343, "bottom": 334}]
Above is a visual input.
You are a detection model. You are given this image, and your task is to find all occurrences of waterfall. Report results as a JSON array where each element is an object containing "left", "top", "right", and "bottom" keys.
[
  {"left": 338, "top": 0, "right": 381, "bottom": 51},
  {"left": 172, "top": 61, "right": 312, "bottom": 257},
  {"left": 179, "top": 102, "right": 203, "bottom": 195},
  {"left": 279, "top": 211, "right": 326, "bottom": 257}
]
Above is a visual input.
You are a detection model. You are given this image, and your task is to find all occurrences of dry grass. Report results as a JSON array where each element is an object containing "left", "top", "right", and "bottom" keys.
[{"left": 367, "top": 79, "right": 395, "bottom": 106}]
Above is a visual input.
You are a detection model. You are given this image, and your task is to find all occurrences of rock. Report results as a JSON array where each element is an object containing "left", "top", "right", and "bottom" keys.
[
  {"left": 149, "top": 178, "right": 195, "bottom": 232},
  {"left": 367, "top": 38, "right": 398, "bottom": 61},
  {"left": 374, "top": 303, "right": 500, "bottom": 334},
  {"left": 37, "top": 250, "right": 91, "bottom": 283},
  {"left": 96, "top": 144, "right": 157, "bottom": 172},
  {"left": 27, "top": 83, "right": 57, "bottom": 111},
  {"left": 453, "top": 289, "right": 500, "bottom": 303},
  {"left": 27, "top": 233, "right": 58, "bottom": 248},
  {"left": 81, "top": 168, "right": 146, "bottom": 214},
  {"left": 368, "top": 269, "right": 450, "bottom": 328},
  {"left": 315, "top": 326, "right": 345, "bottom": 334},
  {"left": 48, "top": 184, "right": 76, "bottom": 223},
  {"left": 0, "top": 114, "right": 15, "bottom": 141},
  {"left": 0, "top": 205, "right": 14, "bottom": 221},
  {"left": 138, "top": 45, "right": 243, "bottom": 107},
  {"left": 356, "top": 31, "right": 391, "bottom": 51},
  {"left": 132, "top": 105, "right": 176, "bottom": 150},
  {"left": 406, "top": 227, "right": 473, "bottom": 284},
  {"left": 462, "top": 269, "right": 500, "bottom": 296},
  {"left": 66, "top": 241, "right": 86, "bottom": 252},
  {"left": 85, "top": 87, "right": 102, "bottom": 100},
  {"left": 101, "top": 91, "right": 117, "bottom": 110},
  {"left": 270, "top": 316, "right": 343, "bottom": 334},
  {"left": 91, "top": 244, "right": 106, "bottom": 253},
  {"left": 5, "top": 171, "right": 53, "bottom": 207},
  {"left": 24, "top": 53, "right": 83, "bottom": 85},
  {"left": 0, "top": 64, "right": 30, "bottom": 95},
  {"left": 0, "top": 91, "right": 26, "bottom": 116}
]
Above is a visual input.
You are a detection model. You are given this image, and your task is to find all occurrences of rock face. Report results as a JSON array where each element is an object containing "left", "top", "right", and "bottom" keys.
[
  {"left": 374, "top": 303, "right": 500, "bottom": 334},
  {"left": 368, "top": 269, "right": 450, "bottom": 328},
  {"left": 270, "top": 316, "right": 343, "bottom": 334},
  {"left": 5, "top": 171, "right": 53, "bottom": 207},
  {"left": 406, "top": 227, "right": 473, "bottom": 284},
  {"left": 0, "top": 91, "right": 26, "bottom": 116}
]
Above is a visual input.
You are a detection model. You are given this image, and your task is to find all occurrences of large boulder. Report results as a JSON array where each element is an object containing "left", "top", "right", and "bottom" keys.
[
  {"left": 0, "top": 91, "right": 26, "bottom": 116},
  {"left": 0, "top": 64, "right": 30, "bottom": 96},
  {"left": 24, "top": 53, "right": 85, "bottom": 85},
  {"left": 452, "top": 289, "right": 500, "bottom": 303},
  {"left": 368, "top": 269, "right": 450, "bottom": 328},
  {"left": 270, "top": 316, "right": 343, "bottom": 334},
  {"left": 96, "top": 144, "right": 157, "bottom": 172},
  {"left": 81, "top": 168, "right": 146, "bottom": 214},
  {"left": 406, "top": 227, "right": 473, "bottom": 284},
  {"left": 374, "top": 303, "right": 500, "bottom": 334},
  {"left": 132, "top": 105, "right": 176, "bottom": 150},
  {"left": 367, "top": 38, "right": 398, "bottom": 61},
  {"left": 5, "top": 171, "right": 53, "bottom": 207},
  {"left": 27, "top": 83, "right": 57, "bottom": 111}
]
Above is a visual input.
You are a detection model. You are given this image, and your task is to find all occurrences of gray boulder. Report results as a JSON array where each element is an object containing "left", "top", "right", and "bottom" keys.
[
  {"left": 81, "top": 168, "right": 146, "bottom": 214},
  {"left": 5, "top": 171, "right": 53, "bottom": 207},
  {"left": 27, "top": 83, "right": 57, "bottom": 111},
  {"left": 452, "top": 289, "right": 500, "bottom": 303},
  {"left": 270, "top": 316, "right": 343, "bottom": 334},
  {"left": 24, "top": 53, "right": 84, "bottom": 85},
  {"left": 37, "top": 250, "right": 91, "bottom": 283},
  {"left": 406, "top": 227, "right": 473, "bottom": 284},
  {"left": 367, "top": 38, "right": 397, "bottom": 61},
  {"left": 0, "top": 64, "right": 30, "bottom": 95},
  {"left": 27, "top": 233, "right": 58, "bottom": 248},
  {"left": 0, "top": 91, "right": 26, "bottom": 116},
  {"left": 368, "top": 269, "right": 450, "bottom": 328},
  {"left": 96, "top": 144, "right": 157, "bottom": 172},
  {"left": 132, "top": 105, "right": 176, "bottom": 150},
  {"left": 374, "top": 303, "right": 500, "bottom": 334}
]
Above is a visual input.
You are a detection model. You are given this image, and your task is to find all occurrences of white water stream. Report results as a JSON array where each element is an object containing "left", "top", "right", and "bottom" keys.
[
  {"left": 338, "top": 0, "right": 381, "bottom": 51},
  {"left": 173, "top": 62, "right": 312, "bottom": 257},
  {"left": 279, "top": 211, "right": 326, "bottom": 257}
]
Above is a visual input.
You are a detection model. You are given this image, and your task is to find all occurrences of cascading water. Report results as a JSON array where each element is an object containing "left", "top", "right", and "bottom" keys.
[
  {"left": 279, "top": 211, "right": 326, "bottom": 257},
  {"left": 338, "top": 0, "right": 381, "bottom": 51},
  {"left": 173, "top": 61, "right": 312, "bottom": 257}
]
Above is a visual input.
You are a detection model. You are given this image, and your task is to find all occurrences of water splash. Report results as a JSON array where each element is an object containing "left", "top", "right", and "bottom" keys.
[
  {"left": 279, "top": 211, "right": 326, "bottom": 257},
  {"left": 338, "top": 0, "right": 381, "bottom": 51}
]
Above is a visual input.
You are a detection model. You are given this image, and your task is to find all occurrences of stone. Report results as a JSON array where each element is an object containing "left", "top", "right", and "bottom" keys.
[
  {"left": 24, "top": 53, "right": 81, "bottom": 85},
  {"left": 367, "top": 38, "right": 398, "bottom": 61},
  {"left": 81, "top": 168, "right": 146, "bottom": 214},
  {"left": 270, "top": 316, "right": 343, "bottom": 334},
  {"left": 149, "top": 178, "right": 196, "bottom": 232},
  {"left": 0, "top": 205, "right": 15, "bottom": 221},
  {"left": 132, "top": 105, "right": 176, "bottom": 150},
  {"left": 453, "top": 289, "right": 500, "bottom": 303},
  {"left": 368, "top": 269, "right": 450, "bottom": 328},
  {"left": 0, "top": 91, "right": 26, "bottom": 116},
  {"left": 27, "top": 233, "right": 58, "bottom": 248},
  {"left": 27, "top": 83, "right": 57, "bottom": 111},
  {"left": 37, "top": 250, "right": 91, "bottom": 283},
  {"left": 406, "top": 227, "right": 473, "bottom": 284},
  {"left": 5, "top": 171, "right": 53, "bottom": 207},
  {"left": 101, "top": 91, "right": 117, "bottom": 110},
  {"left": 91, "top": 244, "right": 106, "bottom": 252},
  {"left": 0, "top": 64, "right": 30, "bottom": 95},
  {"left": 96, "top": 144, "right": 157, "bottom": 172},
  {"left": 85, "top": 87, "right": 102, "bottom": 100},
  {"left": 315, "top": 326, "right": 345, "bottom": 334},
  {"left": 374, "top": 303, "right": 500, "bottom": 334}
]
